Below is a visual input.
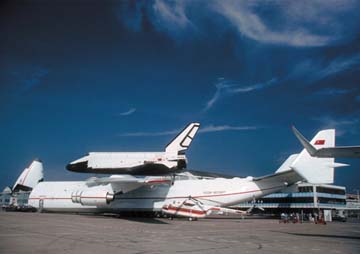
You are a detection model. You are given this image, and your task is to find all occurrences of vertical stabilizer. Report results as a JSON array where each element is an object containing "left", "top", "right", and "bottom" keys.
[
  {"left": 13, "top": 159, "right": 44, "bottom": 192},
  {"left": 291, "top": 129, "right": 336, "bottom": 184},
  {"left": 165, "top": 123, "right": 200, "bottom": 154}
]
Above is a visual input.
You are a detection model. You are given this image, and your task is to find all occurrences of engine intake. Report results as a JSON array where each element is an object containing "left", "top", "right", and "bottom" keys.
[{"left": 71, "top": 190, "right": 114, "bottom": 206}]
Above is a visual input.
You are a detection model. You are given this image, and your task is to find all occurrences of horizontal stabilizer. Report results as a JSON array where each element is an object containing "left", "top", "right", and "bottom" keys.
[{"left": 292, "top": 126, "right": 360, "bottom": 158}]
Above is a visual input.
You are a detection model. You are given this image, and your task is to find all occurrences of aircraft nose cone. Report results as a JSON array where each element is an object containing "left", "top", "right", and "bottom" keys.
[{"left": 66, "top": 161, "right": 88, "bottom": 172}]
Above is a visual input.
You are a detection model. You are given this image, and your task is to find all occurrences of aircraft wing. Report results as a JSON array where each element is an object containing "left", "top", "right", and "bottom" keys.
[
  {"left": 86, "top": 175, "right": 172, "bottom": 193},
  {"left": 253, "top": 169, "right": 303, "bottom": 186},
  {"left": 292, "top": 126, "right": 360, "bottom": 158}
]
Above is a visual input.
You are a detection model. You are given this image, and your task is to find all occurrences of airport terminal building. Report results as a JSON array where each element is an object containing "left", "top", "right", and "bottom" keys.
[{"left": 235, "top": 182, "right": 347, "bottom": 220}]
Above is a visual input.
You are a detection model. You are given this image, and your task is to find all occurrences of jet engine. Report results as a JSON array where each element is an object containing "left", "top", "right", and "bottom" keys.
[{"left": 71, "top": 190, "right": 114, "bottom": 206}]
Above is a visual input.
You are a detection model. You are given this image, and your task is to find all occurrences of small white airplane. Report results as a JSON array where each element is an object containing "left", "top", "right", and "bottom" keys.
[
  {"left": 292, "top": 126, "right": 360, "bottom": 158},
  {"left": 66, "top": 123, "right": 200, "bottom": 175},
  {"left": 27, "top": 128, "right": 349, "bottom": 220},
  {"left": 12, "top": 159, "right": 44, "bottom": 192}
]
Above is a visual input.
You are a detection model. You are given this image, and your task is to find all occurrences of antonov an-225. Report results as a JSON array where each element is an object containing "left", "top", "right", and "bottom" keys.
[{"left": 26, "top": 126, "right": 348, "bottom": 220}]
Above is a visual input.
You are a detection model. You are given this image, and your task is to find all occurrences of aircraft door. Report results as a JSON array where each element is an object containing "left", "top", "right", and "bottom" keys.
[{"left": 38, "top": 199, "right": 44, "bottom": 213}]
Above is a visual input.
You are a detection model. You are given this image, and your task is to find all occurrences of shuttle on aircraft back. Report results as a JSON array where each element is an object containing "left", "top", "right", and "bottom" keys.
[
  {"left": 28, "top": 127, "right": 350, "bottom": 220},
  {"left": 66, "top": 123, "right": 200, "bottom": 175}
]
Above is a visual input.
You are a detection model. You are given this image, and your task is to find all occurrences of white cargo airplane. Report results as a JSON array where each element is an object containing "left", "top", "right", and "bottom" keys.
[
  {"left": 66, "top": 123, "right": 200, "bottom": 175},
  {"left": 292, "top": 126, "right": 360, "bottom": 158},
  {"left": 27, "top": 128, "right": 349, "bottom": 220}
]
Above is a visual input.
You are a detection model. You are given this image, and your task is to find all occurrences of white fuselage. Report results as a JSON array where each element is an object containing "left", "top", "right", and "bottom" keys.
[{"left": 28, "top": 176, "right": 287, "bottom": 213}]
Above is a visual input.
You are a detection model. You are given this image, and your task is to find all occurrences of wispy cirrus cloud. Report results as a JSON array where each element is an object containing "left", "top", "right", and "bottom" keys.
[
  {"left": 118, "top": 108, "right": 136, "bottom": 116},
  {"left": 118, "top": 124, "right": 259, "bottom": 137},
  {"left": 11, "top": 66, "right": 49, "bottom": 92},
  {"left": 212, "top": 1, "right": 333, "bottom": 47},
  {"left": 313, "top": 115, "right": 359, "bottom": 136},
  {"left": 118, "top": 0, "right": 360, "bottom": 47},
  {"left": 198, "top": 125, "right": 258, "bottom": 133},
  {"left": 153, "top": 0, "right": 193, "bottom": 31},
  {"left": 314, "top": 88, "right": 351, "bottom": 96},
  {"left": 290, "top": 54, "right": 360, "bottom": 84},
  {"left": 204, "top": 78, "right": 277, "bottom": 111}
]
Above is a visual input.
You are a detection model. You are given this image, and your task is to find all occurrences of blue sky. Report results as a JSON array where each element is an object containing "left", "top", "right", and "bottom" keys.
[{"left": 0, "top": 0, "right": 359, "bottom": 192}]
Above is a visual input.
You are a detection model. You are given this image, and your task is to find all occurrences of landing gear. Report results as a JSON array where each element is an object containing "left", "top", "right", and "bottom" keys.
[{"left": 188, "top": 217, "right": 197, "bottom": 221}]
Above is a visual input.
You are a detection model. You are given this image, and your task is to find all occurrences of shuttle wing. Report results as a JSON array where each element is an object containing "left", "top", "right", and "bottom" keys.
[{"left": 292, "top": 126, "right": 360, "bottom": 158}]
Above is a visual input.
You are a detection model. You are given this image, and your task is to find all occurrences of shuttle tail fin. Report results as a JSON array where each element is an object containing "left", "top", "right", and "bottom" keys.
[
  {"left": 290, "top": 129, "right": 347, "bottom": 184},
  {"left": 13, "top": 159, "right": 44, "bottom": 192},
  {"left": 165, "top": 123, "right": 200, "bottom": 154}
]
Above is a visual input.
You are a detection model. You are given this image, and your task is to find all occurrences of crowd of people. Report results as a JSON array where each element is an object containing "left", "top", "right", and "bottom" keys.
[{"left": 279, "top": 212, "right": 327, "bottom": 224}]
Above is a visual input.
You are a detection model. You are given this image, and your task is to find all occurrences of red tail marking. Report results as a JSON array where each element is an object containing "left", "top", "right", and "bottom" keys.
[{"left": 314, "top": 140, "right": 325, "bottom": 145}]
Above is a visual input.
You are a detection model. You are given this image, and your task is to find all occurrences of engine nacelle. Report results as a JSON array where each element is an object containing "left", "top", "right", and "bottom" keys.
[{"left": 71, "top": 190, "right": 114, "bottom": 206}]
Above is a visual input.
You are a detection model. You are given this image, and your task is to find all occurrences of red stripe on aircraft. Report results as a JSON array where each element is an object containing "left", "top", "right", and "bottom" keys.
[
  {"left": 146, "top": 180, "right": 171, "bottom": 184},
  {"left": 314, "top": 140, "right": 325, "bottom": 145},
  {"left": 165, "top": 206, "right": 206, "bottom": 215}
]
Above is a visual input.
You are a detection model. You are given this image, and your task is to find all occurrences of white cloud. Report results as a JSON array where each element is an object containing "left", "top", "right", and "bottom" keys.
[
  {"left": 198, "top": 125, "right": 258, "bottom": 133},
  {"left": 119, "top": 129, "right": 178, "bottom": 137},
  {"left": 212, "top": 1, "right": 334, "bottom": 47},
  {"left": 314, "top": 88, "right": 351, "bottom": 96},
  {"left": 313, "top": 116, "right": 359, "bottom": 136},
  {"left": 315, "top": 54, "right": 360, "bottom": 81},
  {"left": 153, "top": 0, "right": 192, "bottom": 29},
  {"left": 118, "top": 124, "right": 259, "bottom": 137},
  {"left": 289, "top": 54, "right": 360, "bottom": 85},
  {"left": 204, "top": 78, "right": 277, "bottom": 111},
  {"left": 11, "top": 66, "right": 49, "bottom": 92},
  {"left": 119, "top": 0, "right": 360, "bottom": 47},
  {"left": 118, "top": 108, "right": 136, "bottom": 116}
]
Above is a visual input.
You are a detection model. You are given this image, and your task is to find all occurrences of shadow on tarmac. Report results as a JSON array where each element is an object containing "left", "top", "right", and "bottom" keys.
[
  {"left": 119, "top": 217, "right": 169, "bottom": 224},
  {"left": 79, "top": 213, "right": 170, "bottom": 224},
  {"left": 273, "top": 231, "right": 360, "bottom": 240}
]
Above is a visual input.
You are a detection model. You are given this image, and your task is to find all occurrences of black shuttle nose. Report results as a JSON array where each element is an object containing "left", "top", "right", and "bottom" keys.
[{"left": 66, "top": 161, "right": 88, "bottom": 172}]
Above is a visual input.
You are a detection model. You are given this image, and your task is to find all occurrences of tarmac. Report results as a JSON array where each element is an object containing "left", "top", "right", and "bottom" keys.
[{"left": 0, "top": 212, "right": 359, "bottom": 254}]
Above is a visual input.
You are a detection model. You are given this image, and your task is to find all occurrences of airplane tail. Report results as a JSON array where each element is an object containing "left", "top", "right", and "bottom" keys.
[
  {"left": 290, "top": 129, "right": 347, "bottom": 184},
  {"left": 165, "top": 123, "right": 200, "bottom": 154},
  {"left": 13, "top": 159, "right": 44, "bottom": 192}
]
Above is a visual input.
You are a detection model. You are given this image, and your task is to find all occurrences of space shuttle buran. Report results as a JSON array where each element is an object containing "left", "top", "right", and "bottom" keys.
[{"left": 66, "top": 123, "right": 200, "bottom": 175}]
